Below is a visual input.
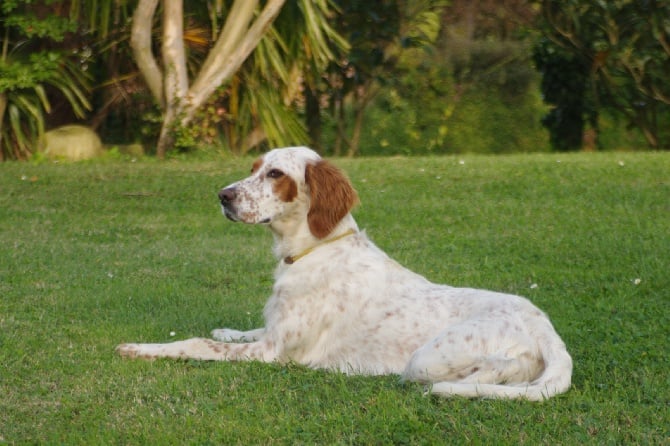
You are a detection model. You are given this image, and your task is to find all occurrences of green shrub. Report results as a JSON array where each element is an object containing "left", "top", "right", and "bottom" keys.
[
  {"left": 348, "top": 40, "right": 550, "bottom": 155},
  {"left": 0, "top": 2, "right": 90, "bottom": 159}
]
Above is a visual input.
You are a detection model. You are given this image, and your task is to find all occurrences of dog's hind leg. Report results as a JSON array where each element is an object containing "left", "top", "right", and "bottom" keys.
[{"left": 401, "top": 318, "right": 544, "bottom": 386}]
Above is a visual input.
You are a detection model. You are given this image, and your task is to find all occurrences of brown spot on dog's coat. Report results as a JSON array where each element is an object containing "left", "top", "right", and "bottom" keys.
[
  {"left": 273, "top": 175, "right": 298, "bottom": 202},
  {"left": 251, "top": 157, "right": 263, "bottom": 174}
]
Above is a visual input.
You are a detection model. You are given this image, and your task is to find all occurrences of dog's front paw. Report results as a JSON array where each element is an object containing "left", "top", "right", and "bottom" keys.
[{"left": 211, "top": 328, "right": 240, "bottom": 342}]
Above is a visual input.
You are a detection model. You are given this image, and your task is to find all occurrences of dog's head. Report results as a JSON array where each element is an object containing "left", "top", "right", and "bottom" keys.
[{"left": 219, "top": 147, "right": 358, "bottom": 239}]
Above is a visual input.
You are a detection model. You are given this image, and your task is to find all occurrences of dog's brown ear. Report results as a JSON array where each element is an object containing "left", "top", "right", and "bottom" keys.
[{"left": 305, "top": 160, "right": 359, "bottom": 239}]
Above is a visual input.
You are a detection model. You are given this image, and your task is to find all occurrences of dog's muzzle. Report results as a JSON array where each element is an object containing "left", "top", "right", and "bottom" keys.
[{"left": 218, "top": 187, "right": 239, "bottom": 222}]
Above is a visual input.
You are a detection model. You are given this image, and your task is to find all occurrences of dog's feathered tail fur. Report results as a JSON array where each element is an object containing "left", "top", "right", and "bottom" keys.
[{"left": 430, "top": 316, "right": 572, "bottom": 401}]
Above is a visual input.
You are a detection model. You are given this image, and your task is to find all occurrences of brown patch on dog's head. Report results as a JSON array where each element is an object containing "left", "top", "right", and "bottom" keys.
[
  {"left": 305, "top": 160, "right": 359, "bottom": 239},
  {"left": 251, "top": 157, "right": 263, "bottom": 174},
  {"left": 273, "top": 175, "right": 298, "bottom": 202}
]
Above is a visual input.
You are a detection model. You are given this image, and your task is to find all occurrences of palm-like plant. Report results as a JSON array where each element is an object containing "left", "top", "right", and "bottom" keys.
[
  {"left": 0, "top": 4, "right": 91, "bottom": 160},
  {"left": 1, "top": 0, "right": 348, "bottom": 158},
  {"left": 210, "top": 0, "right": 348, "bottom": 154},
  {"left": 129, "top": 0, "right": 348, "bottom": 156}
]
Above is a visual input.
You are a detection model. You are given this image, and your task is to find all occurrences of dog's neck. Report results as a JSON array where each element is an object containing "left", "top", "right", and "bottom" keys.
[{"left": 270, "top": 214, "right": 359, "bottom": 263}]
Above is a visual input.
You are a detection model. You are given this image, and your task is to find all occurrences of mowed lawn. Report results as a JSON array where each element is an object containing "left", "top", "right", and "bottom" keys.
[{"left": 1, "top": 152, "right": 668, "bottom": 444}]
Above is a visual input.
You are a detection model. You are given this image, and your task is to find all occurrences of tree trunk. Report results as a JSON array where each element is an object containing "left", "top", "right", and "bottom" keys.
[
  {"left": 156, "top": 0, "right": 189, "bottom": 158},
  {"left": 130, "top": 0, "right": 163, "bottom": 107},
  {"left": 348, "top": 104, "right": 364, "bottom": 157},
  {"left": 191, "top": 0, "right": 259, "bottom": 99},
  {"left": 347, "top": 81, "right": 377, "bottom": 157},
  {"left": 162, "top": 0, "right": 189, "bottom": 102},
  {"left": 130, "top": 0, "right": 286, "bottom": 157},
  {"left": 636, "top": 115, "right": 659, "bottom": 149},
  {"left": 333, "top": 89, "right": 346, "bottom": 156},
  {"left": 183, "top": 0, "right": 286, "bottom": 122},
  {"left": 156, "top": 110, "right": 177, "bottom": 157}
]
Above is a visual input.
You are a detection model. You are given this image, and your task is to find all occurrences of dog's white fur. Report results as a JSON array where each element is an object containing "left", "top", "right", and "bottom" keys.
[{"left": 117, "top": 146, "right": 572, "bottom": 400}]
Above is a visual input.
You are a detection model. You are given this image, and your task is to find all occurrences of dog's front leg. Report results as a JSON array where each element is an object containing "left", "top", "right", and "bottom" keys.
[
  {"left": 116, "top": 337, "right": 276, "bottom": 361},
  {"left": 211, "top": 327, "right": 265, "bottom": 342}
]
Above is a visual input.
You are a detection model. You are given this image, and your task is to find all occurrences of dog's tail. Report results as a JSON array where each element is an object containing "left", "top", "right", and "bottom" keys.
[{"left": 430, "top": 318, "right": 572, "bottom": 401}]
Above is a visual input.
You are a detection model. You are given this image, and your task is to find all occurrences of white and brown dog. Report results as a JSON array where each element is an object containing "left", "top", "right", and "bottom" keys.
[{"left": 117, "top": 146, "right": 572, "bottom": 400}]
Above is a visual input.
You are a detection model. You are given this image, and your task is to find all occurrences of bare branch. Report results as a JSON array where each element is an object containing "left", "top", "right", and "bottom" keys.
[
  {"left": 190, "top": 0, "right": 259, "bottom": 101},
  {"left": 162, "top": 0, "right": 189, "bottom": 104},
  {"left": 186, "top": 0, "right": 286, "bottom": 118},
  {"left": 130, "top": 0, "right": 164, "bottom": 107}
]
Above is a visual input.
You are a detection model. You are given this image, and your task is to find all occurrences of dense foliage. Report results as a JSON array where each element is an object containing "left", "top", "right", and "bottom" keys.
[
  {"left": 0, "top": 0, "right": 90, "bottom": 159},
  {"left": 0, "top": 0, "right": 667, "bottom": 159},
  {"left": 534, "top": 0, "right": 670, "bottom": 150}
]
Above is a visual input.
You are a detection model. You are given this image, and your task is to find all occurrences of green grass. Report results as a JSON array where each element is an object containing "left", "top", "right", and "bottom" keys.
[{"left": 1, "top": 152, "right": 668, "bottom": 444}]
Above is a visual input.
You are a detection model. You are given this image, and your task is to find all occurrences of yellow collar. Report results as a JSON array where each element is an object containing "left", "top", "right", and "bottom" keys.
[{"left": 284, "top": 229, "right": 357, "bottom": 264}]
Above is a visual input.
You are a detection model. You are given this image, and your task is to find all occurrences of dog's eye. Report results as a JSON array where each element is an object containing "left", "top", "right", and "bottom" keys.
[{"left": 267, "top": 169, "right": 284, "bottom": 179}]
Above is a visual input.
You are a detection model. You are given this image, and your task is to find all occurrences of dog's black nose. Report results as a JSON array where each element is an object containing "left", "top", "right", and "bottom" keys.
[{"left": 218, "top": 187, "right": 236, "bottom": 204}]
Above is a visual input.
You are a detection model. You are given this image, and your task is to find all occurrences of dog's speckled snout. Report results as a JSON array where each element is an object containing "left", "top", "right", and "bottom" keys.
[{"left": 219, "top": 187, "right": 236, "bottom": 205}]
